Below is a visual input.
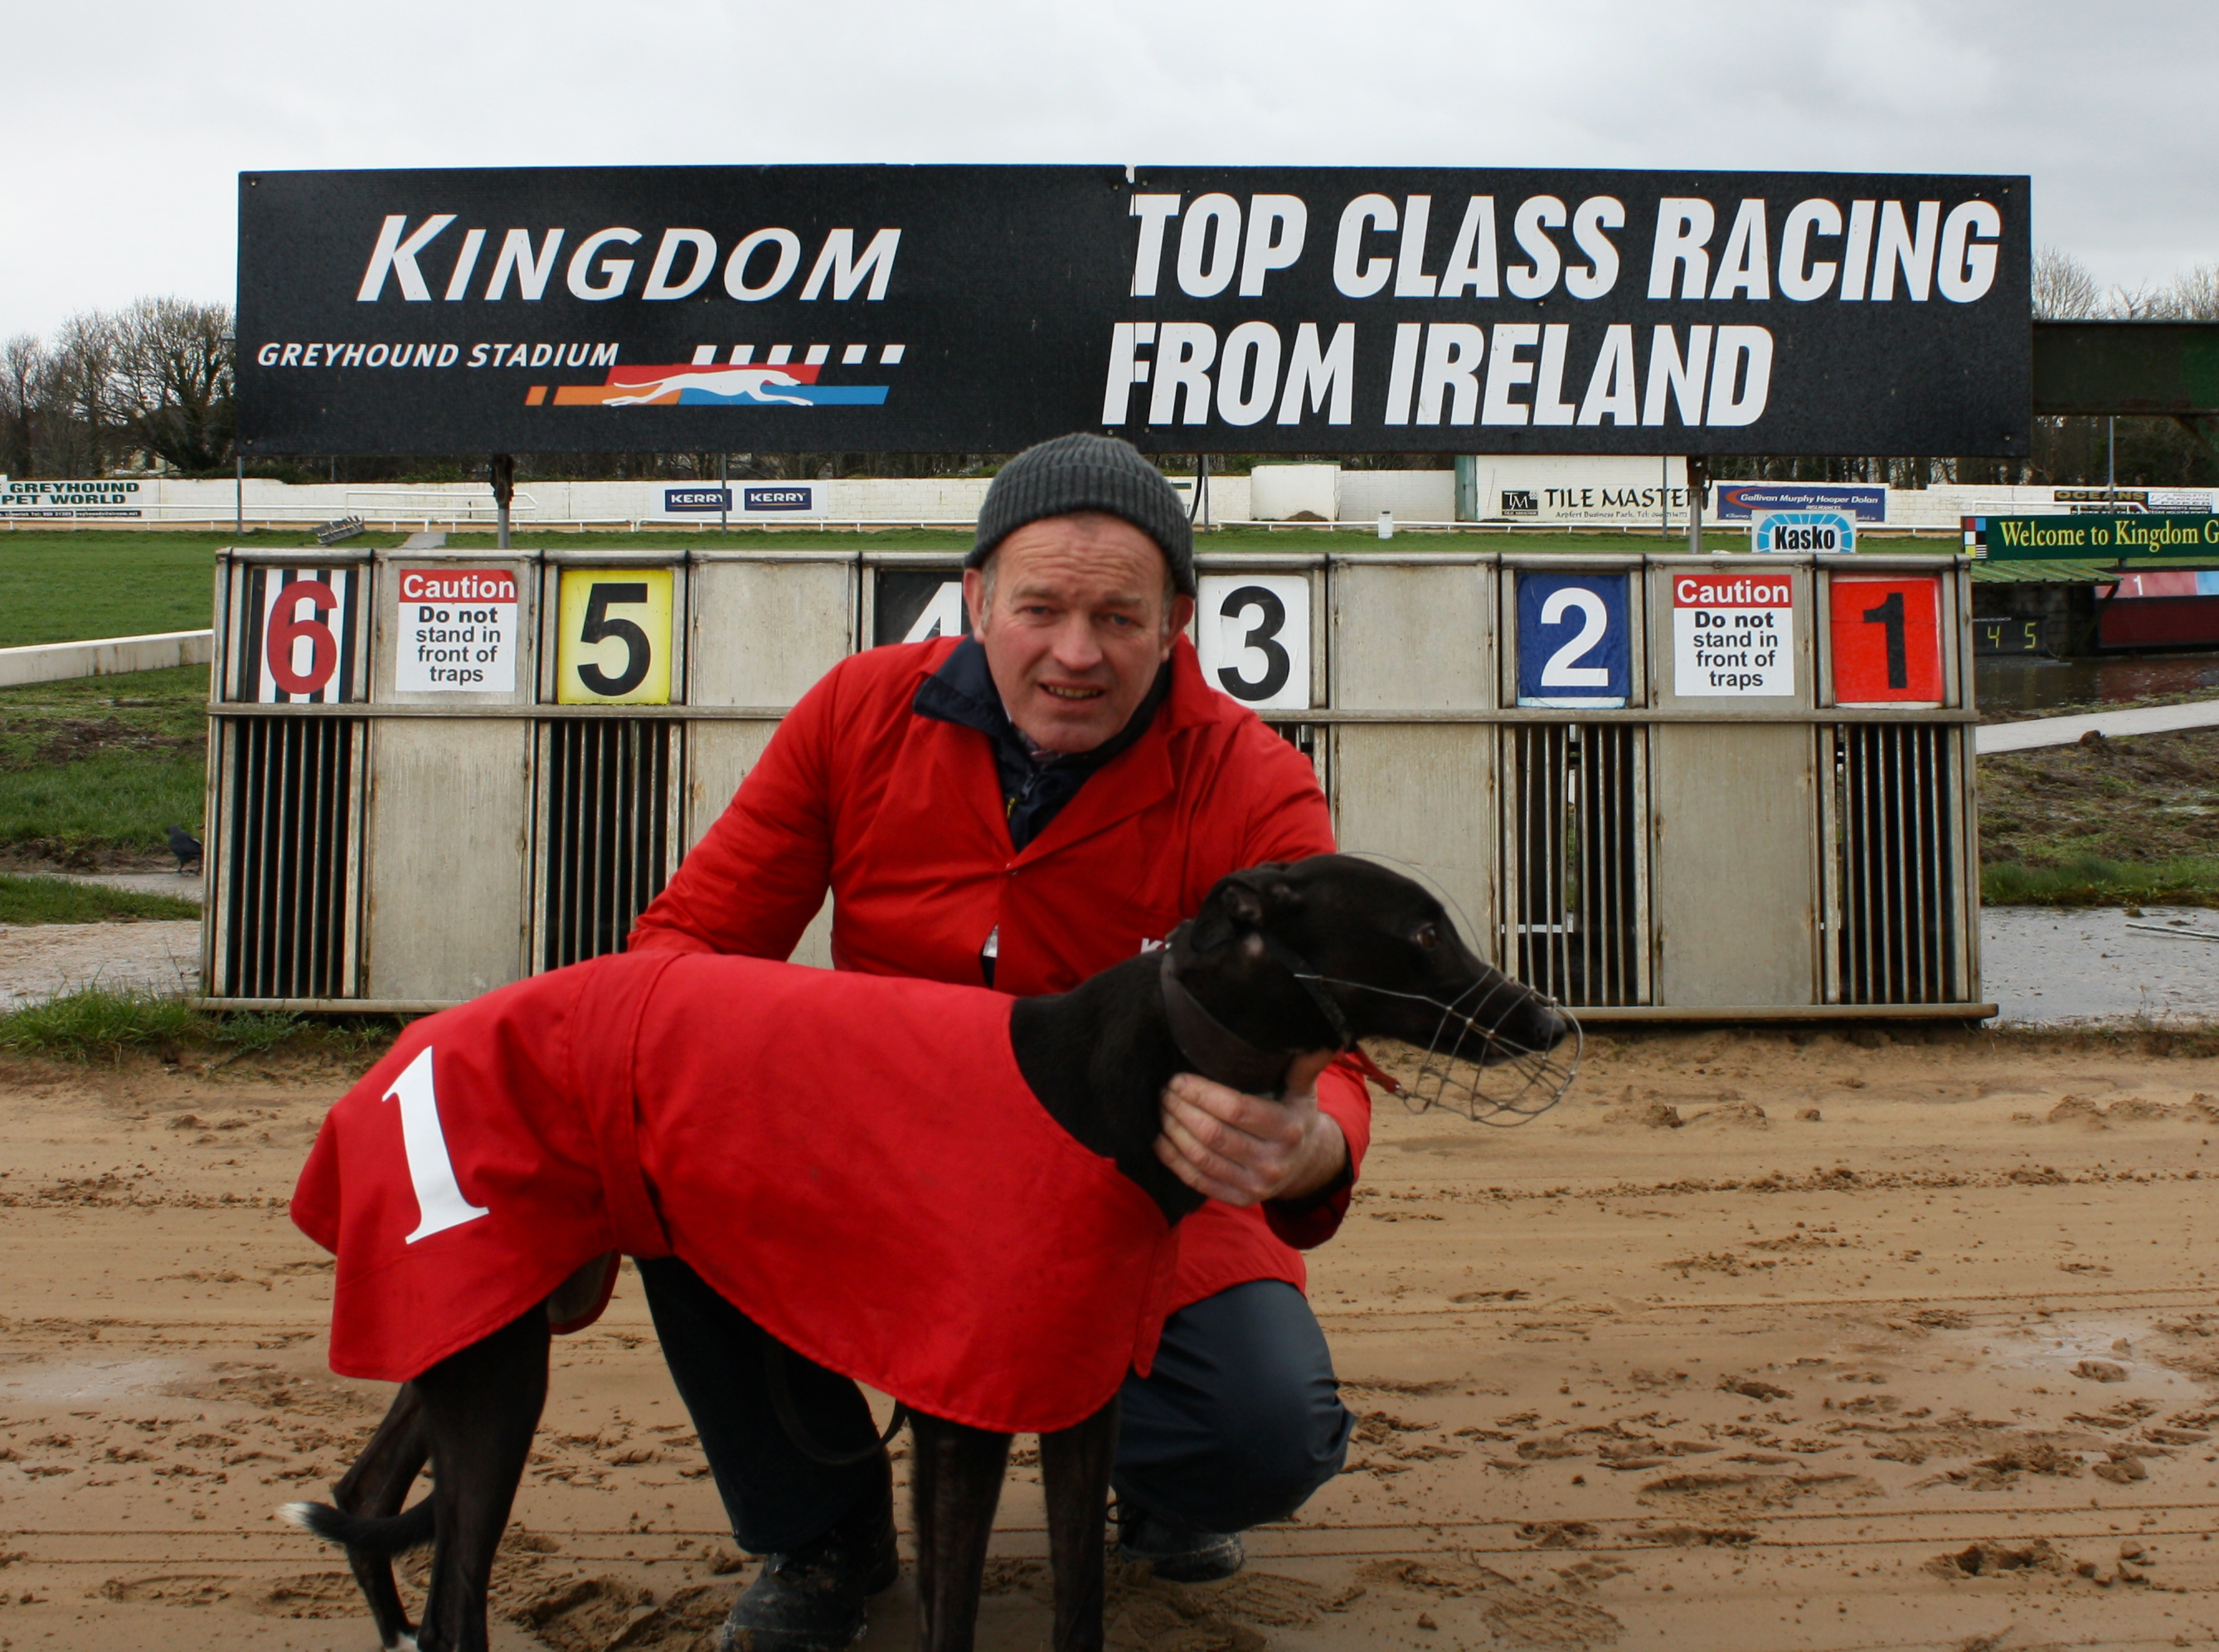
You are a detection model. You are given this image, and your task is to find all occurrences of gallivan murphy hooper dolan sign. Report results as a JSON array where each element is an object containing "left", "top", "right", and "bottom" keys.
[{"left": 235, "top": 165, "right": 2030, "bottom": 457}]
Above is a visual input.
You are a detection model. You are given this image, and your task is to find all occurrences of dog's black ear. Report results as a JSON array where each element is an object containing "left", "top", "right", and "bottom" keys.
[{"left": 1192, "top": 866, "right": 1299, "bottom": 951}]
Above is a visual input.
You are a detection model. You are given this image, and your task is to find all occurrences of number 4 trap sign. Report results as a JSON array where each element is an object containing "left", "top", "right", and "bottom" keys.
[
  {"left": 396, "top": 568, "right": 518, "bottom": 692},
  {"left": 1829, "top": 575, "right": 1943, "bottom": 705},
  {"left": 556, "top": 569, "right": 675, "bottom": 704},
  {"left": 1197, "top": 574, "right": 1310, "bottom": 711},
  {"left": 1517, "top": 573, "right": 1631, "bottom": 708},
  {"left": 240, "top": 565, "right": 362, "bottom": 703}
]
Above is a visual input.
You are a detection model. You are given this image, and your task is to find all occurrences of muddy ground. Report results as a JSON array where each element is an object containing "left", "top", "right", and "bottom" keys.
[
  {"left": 1979, "top": 725, "right": 2219, "bottom": 870},
  {"left": 7, "top": 1028, "right": 2219, "bottom": 1651}
]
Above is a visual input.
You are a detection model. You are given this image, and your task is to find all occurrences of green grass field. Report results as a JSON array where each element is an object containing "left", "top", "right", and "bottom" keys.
[{"left": 0, "top": 664, "right": 206, "bottom": 858}]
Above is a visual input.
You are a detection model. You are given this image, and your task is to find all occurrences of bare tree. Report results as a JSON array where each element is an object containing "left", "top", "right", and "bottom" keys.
[
  {"left": 0, "top": 334, "right": 48, "bottom": 478},
  {"left": 111, "top": 298, "right": 234, "bottom": 474},
  {"left": 2032, "top": 245, "right": 2101, "bottom": 319}
]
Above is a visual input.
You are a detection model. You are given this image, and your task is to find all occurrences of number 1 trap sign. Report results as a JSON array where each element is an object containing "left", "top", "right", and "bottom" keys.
[
  {"left": 1828, "top": 575, "right": 1943, "bottom": 705},
  {"left": 1672, "top": 571, "right": 1794, "bottom": 697},
  {"left": 396, "top": 568, "right": 518, "bottom": 692}
]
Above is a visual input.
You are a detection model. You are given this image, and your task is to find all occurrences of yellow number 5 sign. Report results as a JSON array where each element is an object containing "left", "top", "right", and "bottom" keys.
[{"left": 556, "top": 570, "right": 674, "bottom": 705}]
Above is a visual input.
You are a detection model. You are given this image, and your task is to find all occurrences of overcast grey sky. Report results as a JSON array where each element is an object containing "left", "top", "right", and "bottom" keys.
[{"left": 6, "top": 0, "right": 2212, "bottom": 336}]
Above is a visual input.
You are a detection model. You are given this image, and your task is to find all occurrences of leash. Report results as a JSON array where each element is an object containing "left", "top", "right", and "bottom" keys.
[{"left": 765, "top": 1341, "right": 909, "bottom": 1467}]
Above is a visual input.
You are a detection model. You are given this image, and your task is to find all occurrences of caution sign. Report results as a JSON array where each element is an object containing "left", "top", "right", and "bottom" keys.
[
  {"left": 1671, "top": 571, "right": 1794, "bottom": 697},
  {"left": 395, "top": 567, "right": 518, "bottom": 692},
  {"left": 555, "top": 569, "right": 675, "bottom": 704},
  {"left": 237, "top": 566, "right": 363, "bottom": 703},
  {"left": 1829, "top": 575, "right": 1943, "bottom": 705}
]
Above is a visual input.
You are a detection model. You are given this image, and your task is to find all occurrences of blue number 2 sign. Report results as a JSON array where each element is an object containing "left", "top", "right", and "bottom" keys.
[{"left": 1516, "top": 572, "right": 1631, "bottom": 708}]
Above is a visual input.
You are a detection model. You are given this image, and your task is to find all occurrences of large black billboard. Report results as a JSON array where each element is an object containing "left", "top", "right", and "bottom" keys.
[{"left": 236, "top": 164, "right": 2029, "bottom": 458}]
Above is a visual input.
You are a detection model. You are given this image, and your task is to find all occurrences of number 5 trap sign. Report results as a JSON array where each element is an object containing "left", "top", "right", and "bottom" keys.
[
  {"left": 1516, "top": 573, "right": 1631, "bottom": 708},
  {"left": 396, "top": 568, "right": 518, "bottom": 692},
  {"left": 556, "top": 570, "right": 675, "bottom": 704},
  {"left": 1197, "top": 574, "right": 1310, "bottom": 711},
  {"left": 1828, "top": 575, "right": 1943, "bottom": 705},
  {"left": 1671, "top": 571, "right": 1795, "bottom": 697},
  {"left": 238, "top": 565, "right": 362, "bottom": 703}
]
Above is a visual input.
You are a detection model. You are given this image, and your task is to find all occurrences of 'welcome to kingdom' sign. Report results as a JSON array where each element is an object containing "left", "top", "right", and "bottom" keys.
[{"left": 1964, "top": 513, "right": 2219, "bottom": 560}]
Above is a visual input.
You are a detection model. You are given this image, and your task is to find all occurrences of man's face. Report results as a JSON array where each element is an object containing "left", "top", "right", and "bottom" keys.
[{"left": 964, "top": 513, "right": 1195, "bottom": 754}]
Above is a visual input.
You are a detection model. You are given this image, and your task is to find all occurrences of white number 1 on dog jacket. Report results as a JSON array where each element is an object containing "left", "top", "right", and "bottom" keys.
[{"left": 289, "top": 951, "right": 1182, "bottom": 1436}]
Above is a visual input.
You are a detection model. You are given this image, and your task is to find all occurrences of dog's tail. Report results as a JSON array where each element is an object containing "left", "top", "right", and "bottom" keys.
[{"left": 281, "top": 1497, "right": 436, "bottom": 1554}]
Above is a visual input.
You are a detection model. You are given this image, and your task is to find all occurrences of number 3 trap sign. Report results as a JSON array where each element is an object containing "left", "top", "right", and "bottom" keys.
[
  {"left": 1828, "top": 575, "right": 1943, "bottom": 705},
  {"left": 396, "top": 568, "right": 518, "bottom": 692},
  {"left": 1516, "top": 573, "right": 1631, "bottom": 708},
  {"left": 1672, "top": 571, "right": 1795, "bottom": 697},
  {"left": 1197, "top": 574, "right": 1310, "bottom": 711},
  {"left": 240, "top": 565, "right": 362, "bottom": 703},
  {"left": 556, "top": 569, "right": 675, "bottom": 704}
]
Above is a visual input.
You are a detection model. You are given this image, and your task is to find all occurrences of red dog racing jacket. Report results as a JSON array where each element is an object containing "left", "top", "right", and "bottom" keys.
[
  {"left": 629, "top": 634, "right": 1372, "bottom": 1312},
  {"left": 292, "top": 950, "right": 1182, "bottom": 1436}
]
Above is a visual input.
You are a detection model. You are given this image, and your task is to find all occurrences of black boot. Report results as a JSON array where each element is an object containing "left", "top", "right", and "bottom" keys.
[
  {"left": 720, "top": 1455, "right": 899, "bottom": 1652},
  {"left": 1114, "top": 1500, "right": 1245, "bottom": 1584}
]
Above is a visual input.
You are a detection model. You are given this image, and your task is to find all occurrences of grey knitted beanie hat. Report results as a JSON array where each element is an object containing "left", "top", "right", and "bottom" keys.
[{"left": 967, "top": 433, "right": 1196, "bottom": 595}]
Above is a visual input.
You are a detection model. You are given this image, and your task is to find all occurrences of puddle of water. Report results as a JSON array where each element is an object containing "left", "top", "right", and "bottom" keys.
[
  {"left": 1978, "top": 652, "right": 2219, "bottom": 715},
  {"left": 1983, "top": 906, "right": 2219, "bottom": 1026},
  {"left": 1929, "top": 1318, "right": 2158, "bottom": 1377}
]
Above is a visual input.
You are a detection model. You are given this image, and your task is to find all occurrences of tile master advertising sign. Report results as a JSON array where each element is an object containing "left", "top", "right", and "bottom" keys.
[{"left": 236, "top": 165, "right": 2031, "bottom": 459}]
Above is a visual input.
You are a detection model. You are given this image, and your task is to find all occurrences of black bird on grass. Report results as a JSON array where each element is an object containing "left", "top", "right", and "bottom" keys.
[{"left": 165, "top": 824, "right": 202, "bottom": 873}]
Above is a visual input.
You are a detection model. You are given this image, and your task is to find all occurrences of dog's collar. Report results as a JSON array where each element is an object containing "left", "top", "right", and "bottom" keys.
[
  {"left": 1158, "top": 958, "right": 1294, "bottom": 1096},
  {"left": 1157, "top": 926, "right": 1355, "bottom": 1096}
]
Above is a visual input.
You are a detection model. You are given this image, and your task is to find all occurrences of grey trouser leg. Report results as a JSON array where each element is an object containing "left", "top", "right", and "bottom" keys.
[{"left": 1110, "top": 1279, "right": 1352, "bottom": 1533}]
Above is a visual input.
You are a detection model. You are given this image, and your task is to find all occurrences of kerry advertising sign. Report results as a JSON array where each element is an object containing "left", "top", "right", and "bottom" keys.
[{"left": 236, "top": 165, "right": 2031, "bottom": 458}]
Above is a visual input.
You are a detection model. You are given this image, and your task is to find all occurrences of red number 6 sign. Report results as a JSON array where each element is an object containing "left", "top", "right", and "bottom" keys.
[{"left": 249, "top": 566, "right": 360, "bottom": 703}]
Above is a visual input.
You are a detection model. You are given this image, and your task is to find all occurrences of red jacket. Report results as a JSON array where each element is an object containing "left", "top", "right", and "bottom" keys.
[
  {"left": 630, "top": 634, "right": 1370, "bottom": 1310},
  {"left": 294, "top": 952, "right": 1182, "bottom": 1434}
]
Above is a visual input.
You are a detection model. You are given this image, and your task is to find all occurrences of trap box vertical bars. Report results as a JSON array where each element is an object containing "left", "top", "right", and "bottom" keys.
[{"left": 197, "top": 546, "right": 1989, "bottom": 1022}]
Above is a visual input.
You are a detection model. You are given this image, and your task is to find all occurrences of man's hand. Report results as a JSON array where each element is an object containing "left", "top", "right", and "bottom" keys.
[{"left": 1155, "top": 1051, "right": 1347, "bottom": 1207}]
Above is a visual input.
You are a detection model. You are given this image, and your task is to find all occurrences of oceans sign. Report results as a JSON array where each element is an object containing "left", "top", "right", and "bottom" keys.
[
  {"left": 235, "top": 165, "right": 2030, "bottom": 458},
  {"left": 1966, "top": 513, "right": 2219, "bottom": 560},
  {"left": 1753, "top": 510, "right": 1855, "bottom": 553},
  {"left": 1715, "top": 482, "right": 1885, "bottom": 522},
  {"left": 1673, "top": 571, "right": 1794, "bottom": 697},
  {"left": 396, "top": 567, "right": 518, "bottom": 692}
]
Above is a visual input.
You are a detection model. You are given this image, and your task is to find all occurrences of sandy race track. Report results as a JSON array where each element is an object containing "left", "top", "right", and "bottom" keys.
[{"left": 5, "top": 1027, "right": 2219, "bottom": 1652}]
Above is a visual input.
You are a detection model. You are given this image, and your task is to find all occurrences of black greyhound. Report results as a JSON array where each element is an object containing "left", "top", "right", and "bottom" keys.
[{"left": 284, "top": 855, "right": 1570, "bottom": 1652}]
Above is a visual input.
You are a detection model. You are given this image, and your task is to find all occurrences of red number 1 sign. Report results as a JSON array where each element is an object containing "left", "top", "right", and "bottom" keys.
[{"left": 1829, "top": 575, "right": 1944, "bottom": 705}]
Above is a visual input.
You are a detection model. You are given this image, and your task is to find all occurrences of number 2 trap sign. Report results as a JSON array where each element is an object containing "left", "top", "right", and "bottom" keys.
[
  {"left": 556, "top": 569, "right": 674, "bottom": 705},
  {"left": 241, "top": 565, "right": 362, "bottom": 703},
  {"left": 1517, "top": 572, "right": 1631, "bottom": 708},
  {"left": 1672, "top": 571, "right": 1795, "bottom": 697},
  {"left": 396, "top": 568, "right": 518, "bottom": 692},
  {"left": 1828, "top": 575, "right": 1943, "bottom": 705}
]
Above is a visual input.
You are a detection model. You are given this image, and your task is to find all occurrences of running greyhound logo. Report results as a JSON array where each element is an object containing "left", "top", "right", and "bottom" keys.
[{"left": 539, "top": 358, "right": 891, "bottom": 408}]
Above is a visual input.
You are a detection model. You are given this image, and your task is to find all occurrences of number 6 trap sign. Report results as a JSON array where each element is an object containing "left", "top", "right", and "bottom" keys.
[
  {"left": 396, "top": 568, "right": 518, "bottom": 692},
  {"left": 1197, "top": 574, "right": 1310, "bottom": 711},
  {"left": 1828, "top": 574, "right": 1943, "bottom": 705},
  {"left": 1516, "top": 573, "right": 1630, "bottom": 708},
  {"left": 239, "top": 565, "right": 362, "bottom": 703},
  {"left": 1672, "top": 571, "right": 1795, "bottom": 697},
  {"left": 556, "top": 569, "right": 675, "bottom": 704}
]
